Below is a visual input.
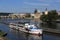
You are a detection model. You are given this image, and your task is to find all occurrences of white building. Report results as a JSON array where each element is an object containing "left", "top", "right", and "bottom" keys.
[
  {"left": 45, "top": 8, "right": 48, "bottom": 15},
  {"left": 58, "top": 11, "right": 60, "bottom": 15}
]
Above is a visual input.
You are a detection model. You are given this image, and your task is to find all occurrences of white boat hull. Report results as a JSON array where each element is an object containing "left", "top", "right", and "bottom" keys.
[
  {"left": 9, "top": 23, "right": 43, "bottom": 35},
  {"left": 18, "top": 27, "right": 42, "bottom": 35}
]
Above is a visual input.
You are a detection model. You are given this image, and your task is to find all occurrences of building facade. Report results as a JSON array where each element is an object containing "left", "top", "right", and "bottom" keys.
[
  {"left": 8, "top": 9, "right": 44, "bottom": 19},
  {"left": 31, "top": 9, "right": 42, "bottom": 19}
]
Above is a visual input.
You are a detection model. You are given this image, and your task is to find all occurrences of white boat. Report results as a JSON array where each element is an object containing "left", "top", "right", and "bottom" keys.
[
  {"left": 24, "top": 23, "right": 42, "bottom": 35},
  {"left": 9, "top": 23, "right": 43, "bottom": 36}
]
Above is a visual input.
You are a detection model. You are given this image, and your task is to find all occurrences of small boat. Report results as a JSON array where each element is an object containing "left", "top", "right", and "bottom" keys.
[{"left": 9, "top": 23, "right": 43, "bottom": 36}]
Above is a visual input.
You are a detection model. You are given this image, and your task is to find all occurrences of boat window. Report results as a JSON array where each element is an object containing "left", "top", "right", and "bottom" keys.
[
  {"left": 33, "top": 27, "right": 37, "bottom": 29},
  {"left": 29, "top": 27, "right": 33, "bottom": 29}
]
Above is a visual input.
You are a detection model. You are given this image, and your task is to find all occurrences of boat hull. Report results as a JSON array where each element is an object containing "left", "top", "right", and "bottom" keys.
[{"left": 9, "top": 23, "right": 42, "bottom": 36}]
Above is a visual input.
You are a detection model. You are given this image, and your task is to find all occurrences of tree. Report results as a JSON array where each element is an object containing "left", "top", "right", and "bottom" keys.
[
  {"left": 40, "top": 10, "right": 58, "bottom": 22},
  {"left": 58, "top": 15, "right": 60, "bottom": 19},
  {"left": 40, "top": 14, "right": 48, "bottom": 22},
  {"left": 47, "top": 10, "right": 58, "bottom": 21}
]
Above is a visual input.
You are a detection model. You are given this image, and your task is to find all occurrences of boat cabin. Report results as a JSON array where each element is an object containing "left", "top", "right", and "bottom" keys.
[{"left": 25, "top": 23, "right": 37, "bottom": 30}]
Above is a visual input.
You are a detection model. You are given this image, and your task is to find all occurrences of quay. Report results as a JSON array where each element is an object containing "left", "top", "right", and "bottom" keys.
[
  {"left": 43, "top": 27, "right": 60, "bottom": 34},
  {"left": 0, "top": 22, "right": 60, "bottom": 34}
]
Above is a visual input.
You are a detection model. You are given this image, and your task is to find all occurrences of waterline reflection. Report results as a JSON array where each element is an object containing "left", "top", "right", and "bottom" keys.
[{"left": 9, "top": 28, "right": 42, "bottom": 40}]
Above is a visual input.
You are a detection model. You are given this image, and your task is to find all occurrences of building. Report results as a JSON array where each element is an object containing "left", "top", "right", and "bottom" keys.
[
  {"left": 9, "top": 13, "right": 26, "bottom": 19},
  {"left": 31, "top": 9, "right": 42, "bottom": 19},
  {"left": 9, "top": 9, "right": 42, "bottom": 19},
  {"left": 45, "top": 8, "right": 48, "bottom": 15},
  {"left": 58, "top": 11, "right": 60, "bottom": 15}
]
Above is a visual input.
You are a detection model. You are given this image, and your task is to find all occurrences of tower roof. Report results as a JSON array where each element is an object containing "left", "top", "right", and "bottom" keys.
[
  {"left": 34, "top": 9, "right": 40, "bottom": 13},
  {"left": 45, "top": 8, "right": 47, "bottom": 11},
  {"left": 37, "top": 10, "right": 40, "bottom": 13}
]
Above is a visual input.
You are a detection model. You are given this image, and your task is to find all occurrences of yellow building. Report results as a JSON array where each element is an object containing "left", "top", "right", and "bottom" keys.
[
  {"left": 9, "top": 9, "right": 43, "bottom": 19},
  {"left": 31, "top": 9, "right": 42, "bottom": 19},
  {"left": 9, "top": 13, "right": 26, "bottom": 19}
]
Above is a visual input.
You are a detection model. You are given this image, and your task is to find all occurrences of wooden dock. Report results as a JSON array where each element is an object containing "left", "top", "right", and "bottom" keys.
[{"left": 43, "top": 27, "right": 60, "bottom": 34}]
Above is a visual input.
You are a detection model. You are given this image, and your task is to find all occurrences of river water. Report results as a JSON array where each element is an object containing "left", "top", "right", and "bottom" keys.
[{"left": 0, "top": 18, "right": 60, "bottom": 40}]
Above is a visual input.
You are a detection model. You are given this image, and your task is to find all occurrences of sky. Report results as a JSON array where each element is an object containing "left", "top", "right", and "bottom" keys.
[{"left": 0, "top": 0, "right": 60, "bottom": 13}]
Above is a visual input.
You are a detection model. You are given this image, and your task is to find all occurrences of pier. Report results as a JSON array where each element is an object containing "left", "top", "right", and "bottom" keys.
[{"left": 43, "top": 27, "right": 60, "bottom": 34}]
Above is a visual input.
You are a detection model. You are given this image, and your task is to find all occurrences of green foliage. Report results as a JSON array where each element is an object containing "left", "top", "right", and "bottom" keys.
[
  {"left": 0, "top": 13, "right": 13, "bottom": 16},
  {"left": 40, "top": 14, "right": 48, "bottom": 22},
  {"left": 58, "top": 15, "right": 60, "bottom": 19},
  {"left": 48, "top": 10, "right": 58, "bottom": 21},
  {"left": 0, "top": 30, "right": 5, "bottom": 36},
  {"left": 40, "top": 10, "right": 58, "bottom": 22}
]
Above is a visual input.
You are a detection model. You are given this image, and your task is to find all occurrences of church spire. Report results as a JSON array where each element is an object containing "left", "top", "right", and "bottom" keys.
[
  {"left": 34, "top": 9, "right": 37, "bottom": 13},
  {"left": 45, "top": 8, "right": 47, "bottom": 11}
]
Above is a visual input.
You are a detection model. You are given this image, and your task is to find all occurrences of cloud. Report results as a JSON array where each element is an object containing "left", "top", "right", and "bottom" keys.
[{"left": 24, "top": 2, "right": 49, "bottom": 6}]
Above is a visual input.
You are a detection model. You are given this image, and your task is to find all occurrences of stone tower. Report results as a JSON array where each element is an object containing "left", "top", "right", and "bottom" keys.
[
  {"left": 45, "top": 8, "right": 48, "bottom": 15},
  {"left": 34, "top": 9, "right": 40, "bottom": 19}
]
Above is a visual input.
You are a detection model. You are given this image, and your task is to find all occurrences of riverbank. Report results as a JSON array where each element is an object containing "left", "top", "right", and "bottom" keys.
[
  {"left": 43, "top": 27, "right": 60, "bottom": 34},
  {"left": 0, "top": 36, "right": 8, "bottom": 40},
  {"left": 0, "top": 30, "right": 7, "bottom": 36},
  {"left": 0, "top": 30, "right": 8, "bottom": 40}
]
